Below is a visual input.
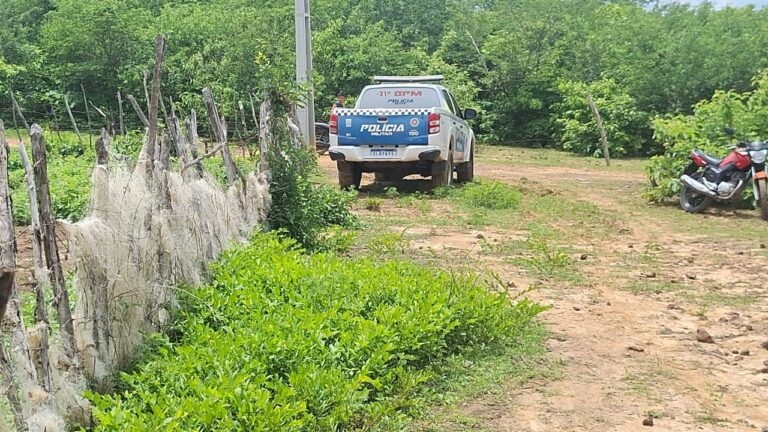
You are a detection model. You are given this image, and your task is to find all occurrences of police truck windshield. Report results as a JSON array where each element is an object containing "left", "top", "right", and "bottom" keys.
[{"left": 357, "top": 87, "right": 441, "bottom": 109}]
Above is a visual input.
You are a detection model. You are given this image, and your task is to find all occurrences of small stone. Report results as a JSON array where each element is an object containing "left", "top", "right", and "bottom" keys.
[
  {"left": 668, "top": 303, "right": 683, "bottom": 310},
  {"left": 685, "top": 274, "right": 697, "bottom": 280},
  {"left": 686, "top": 256, "right": 695, "bottom": 263},
  {"left": 627, "top": 346, "right": 645, "bottom": 353},
  {"left": 745, "top": 325, "right": 754, "bottom": 331},
  {"left": 573, "top": 307, "right": 581, "bottom": 311},
  {"left": 737, "top": 251, "right": 745, "bottom": 255},
  {"left": 645, "top": 272, "right": 657, "bottom": 278},
  {"left": 761, "top": 243, "right": 767, "bottom": 249},
  {"left": 642, "top": 417, "right": 654, "bottom": 426},
  {"left": 734, "top": 355, "right": 744, "bottom": 361},
  {"left": 475, "top": 233, "right": 485, "bottom": 239},
  {"left": 607, "top": 302, "right": 612, "bottom": 306},
  {"left": 763, "top": 359, "right": 768, "bottom": 367},
  {"left": 696, "top": 329, "right": 714, "bottom": 344},
  {"left": 761, "top": 340, "right": 768, "bottom": 350},
  {"left": 732, "top": 349, "right": 740, "bottom": 354},
  {"left": 506, "top": 281, "right": 517, "bottom": 288},
  {"left": 740, "top": 350, "right": 750, "bottom": 356},
  {"left": 580, "top": 254, "right": 588, "bottom": 260},
  {"left": 628, "top": 244, "right": 634, "bottom": 249},
  {"left": 759, "top": 367, "right": 768, "bottom": 374}
]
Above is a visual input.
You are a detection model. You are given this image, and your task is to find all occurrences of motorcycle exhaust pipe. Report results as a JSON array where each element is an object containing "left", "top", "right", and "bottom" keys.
[{"left": 680, "top": 175, "right": 718, "bottom": 198}]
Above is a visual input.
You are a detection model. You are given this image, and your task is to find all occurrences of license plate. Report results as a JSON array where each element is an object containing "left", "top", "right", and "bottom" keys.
[{"left": 370, "top": 149, "right": 397, "bottom": 158}]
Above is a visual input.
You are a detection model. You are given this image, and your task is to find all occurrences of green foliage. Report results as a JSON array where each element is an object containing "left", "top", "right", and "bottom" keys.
[
  {"left": 88, "top": 233, "right": 546, "bottom": 431},
  {"left": 552, "top": 78, "right": 649, "bottom": 157},
  {"left": 453, "top": 180, "right": 521, "bottom": 210},
  {"left": 267, "top": 143, "right": 358, "bottom": 250},
  {"left": 645, "top": 71, "right": 768, "bottom": 202},
  {"left": 5, "top": 133, "right": 93, "bottom": 224}
]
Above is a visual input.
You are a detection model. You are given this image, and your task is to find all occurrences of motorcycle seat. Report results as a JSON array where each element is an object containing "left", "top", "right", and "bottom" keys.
[{"left": 694, "top": 150, "right": 723, "bottom": 166}]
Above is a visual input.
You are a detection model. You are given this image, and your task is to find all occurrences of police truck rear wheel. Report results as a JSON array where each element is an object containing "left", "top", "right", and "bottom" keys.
[
  {"left": 338, "top": 162, "right": 362, "bottom": 190},
  {"left": 430, "top": 153, "right": 453, "bottom": 189},
  {"left": 456, "top": 145, "right": 474, "bottom": 183}
]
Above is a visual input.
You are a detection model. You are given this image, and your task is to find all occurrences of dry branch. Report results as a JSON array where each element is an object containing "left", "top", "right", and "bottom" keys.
[
  {"left": 9, "top": 90, "right": 30, "bottom": 132},
  {"left": 259, "top": 95, "right": 273, "bottom": 173},
  {"left": 184, "top": 111, "right": 205, "bottom": 178}
]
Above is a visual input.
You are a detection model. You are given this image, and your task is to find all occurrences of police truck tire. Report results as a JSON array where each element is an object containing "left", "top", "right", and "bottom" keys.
[
  {"left": 456, "top": 144, "right": 474, "bottom": 183},
  {"left": 430, "top": 152, "right": 453, "bottom": 189},
  {"left": 338, "top": 161, "right": 362, "bottom": 190}
]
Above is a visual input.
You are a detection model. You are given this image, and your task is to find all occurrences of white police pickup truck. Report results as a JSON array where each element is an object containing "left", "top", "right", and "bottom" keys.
[{"left": 328, "top": 75, "right": 476, "bottom": 189}]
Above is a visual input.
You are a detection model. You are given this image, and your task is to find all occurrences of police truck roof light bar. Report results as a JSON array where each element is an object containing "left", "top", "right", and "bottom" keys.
[{"left": 373, "top": 75, "right": 445, "bottom": 84}]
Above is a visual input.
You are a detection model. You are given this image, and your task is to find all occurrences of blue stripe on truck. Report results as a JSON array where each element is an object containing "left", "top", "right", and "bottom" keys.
[{"left": 337, "top": 114, "right": 429, "bottom": 146}]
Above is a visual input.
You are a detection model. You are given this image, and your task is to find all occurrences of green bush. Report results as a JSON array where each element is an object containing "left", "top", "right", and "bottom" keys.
[
  {"left": 453, "top": 180, "right": 521, "bottom": 210},
  {"left": 551, "top": 78, "right": 650, "bottom": 157},
  {"left": 645, "top": 71, "right": 768, "bottom": 202},
  {"left": 87, "top": 233, "right": 546, "bottom": 431},
  {"left": 267, "top": 143, "right": 358, "bottom": 250},
  {"left": 7, "top": 149, "right": 92, "bottom": 225}
]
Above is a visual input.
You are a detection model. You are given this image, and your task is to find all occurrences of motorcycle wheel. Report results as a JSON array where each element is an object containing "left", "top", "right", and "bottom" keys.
[
  {"left": 756, "top": 178, "right": 768, "bottom": 221},
  {"left": 315, "top": 127, "right": 330, "bottom": 155},
  {"left": 680, "top": 172, "right": 711, "bottom": 213}
]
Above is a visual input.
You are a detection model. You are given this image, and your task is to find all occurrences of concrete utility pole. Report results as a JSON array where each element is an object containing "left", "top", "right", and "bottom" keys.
[{"left": 295, "top": 0, "right": 316, "bottom": 150}]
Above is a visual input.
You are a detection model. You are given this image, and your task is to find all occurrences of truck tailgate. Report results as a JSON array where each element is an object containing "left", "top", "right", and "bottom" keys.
[{"left": 335, "top": 108, "right": 431, "bottom": 146}]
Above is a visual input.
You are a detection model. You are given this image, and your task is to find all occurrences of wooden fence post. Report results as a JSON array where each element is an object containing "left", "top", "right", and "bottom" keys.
[
  {"left": 117, "top": 91, "right": 126, "bottom": 135},
  {"left": 259, "top": 95, "right": 273, "bottom": 173},
  {"left": 146, "top": 35, "right": 166, "bottom": 167},
  {"left": 586, "top": 92, "right": 610, "bottom": 167},
  {"left": 64, "top": 94, "right": 85, "bottom": 150},
  {"left": 30, "top": 124, "right": 77, "bottom": 357},
  {"left": 19, "top": 142, "right": 53, "bottom": 392},
  {"left": 1, "top": 120, "right": 36, "bottom": 431},
  {"left": 202, "top": 87, "right": 242, "bottom": 185}
]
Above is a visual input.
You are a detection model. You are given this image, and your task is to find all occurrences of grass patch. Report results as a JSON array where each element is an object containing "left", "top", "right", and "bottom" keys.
[
  {"left": 681, "top": 290, "right": 758, "bottom": 308},
  {"left": 626, "top": 280, "right": 684, "bottom": 295},
  {"left": 622, "top": 358, "right": 677, "bottom": 402},
  {"left": 88, "top": 233, "right": 547, "bottom": 431},
  {"left": 452, "top": 180, "right": 521, "bottom": 211}
]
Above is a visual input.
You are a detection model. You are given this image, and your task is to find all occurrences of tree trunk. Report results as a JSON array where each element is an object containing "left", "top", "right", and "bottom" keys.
[{"left": 586, "top": 92, "right": 610, "bottom": 167}]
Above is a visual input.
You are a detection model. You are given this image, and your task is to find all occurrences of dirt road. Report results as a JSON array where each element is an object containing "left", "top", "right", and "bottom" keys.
[{"left": 321, "top": 148, "right": 768, "bottom": 431}]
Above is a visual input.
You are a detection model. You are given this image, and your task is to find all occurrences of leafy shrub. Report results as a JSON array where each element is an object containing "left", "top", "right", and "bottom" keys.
[
  {"left": 453, "top": 180, "right": 521, "bottom": 210},
  {"left": 645, "top": 71, "right": 768, "bottom": 202},
  {"left": 87, "top": 233, "right": 546, "bottom": 431},
  {"left": 551, "top": 78, "right": 650, "bottom": 157},
  {"left": 268, "top": 143, "right": 358, "bottom": 250}
]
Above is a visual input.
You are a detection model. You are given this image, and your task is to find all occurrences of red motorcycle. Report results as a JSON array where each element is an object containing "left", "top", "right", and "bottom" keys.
[{"left": 680, "top": 139, "right": 768, "bottom": 219}]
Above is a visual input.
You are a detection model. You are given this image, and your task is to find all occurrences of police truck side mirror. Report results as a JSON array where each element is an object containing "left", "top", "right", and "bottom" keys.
[{"left": 463, "top": 108, "right": 477, "bottom": 120}]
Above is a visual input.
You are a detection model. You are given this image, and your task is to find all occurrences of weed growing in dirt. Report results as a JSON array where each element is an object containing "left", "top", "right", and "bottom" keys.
[
  {"left": 87, "top": 233, "right": 546, "bottom": 431},
  {"left": 384, "top": 186, "right": 400, "bottom": 198},
  {"left": 512, "top": 239, "right": 581, "bottom": 282},
  {"left": 453, "top": 180, "right": 521, "bottom": 210},
  {"left": 367, "top": 231, "right": 410, "bottom": 256},
  {"left": 363, "top": 197, "right": 384, "bottom": 212}
]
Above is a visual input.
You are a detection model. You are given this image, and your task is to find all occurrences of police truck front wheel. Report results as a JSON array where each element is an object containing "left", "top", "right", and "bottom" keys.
[{"left": 338, "top": 161, "right": 362, "bottom": 190}]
